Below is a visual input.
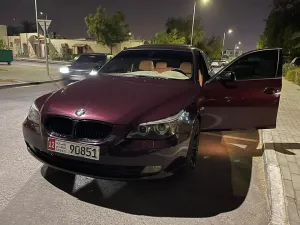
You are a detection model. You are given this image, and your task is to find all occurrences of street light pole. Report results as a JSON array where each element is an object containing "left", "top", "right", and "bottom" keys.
[
  {"left": 222, "top": 29, "right": 233, "bottom": 57},
  {"left": 234, "top": 41, "right": 241, "bottom": 57},
  {"left": 190, "top": 1, "right": 197, "bottom": 46},
  {"left": 34, "top": 0, "right": 41, "bottom": 58},
  {"left": 222, "top": 32, "right": 226, "bottom": 56}
]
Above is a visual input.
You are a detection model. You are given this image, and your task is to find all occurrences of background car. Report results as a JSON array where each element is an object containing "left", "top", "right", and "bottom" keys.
[
  {"left": 219, "top": 59, "right": 229, "bottom": 66},
  {"left": 60, "top": 53, "right": 114, "bottom": 85},
  {"left": 211, "top": 60, "right": 221, "bottom": 68}
]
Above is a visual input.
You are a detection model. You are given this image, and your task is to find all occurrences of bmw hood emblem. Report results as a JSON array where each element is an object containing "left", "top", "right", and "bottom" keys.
[{"left": 75, "top": 109, "right": 85, "bottom": 117}]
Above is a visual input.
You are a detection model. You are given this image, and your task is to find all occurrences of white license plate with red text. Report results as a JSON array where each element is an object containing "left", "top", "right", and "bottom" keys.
[{"left": 47, "top": 138, "right": 100, "bottom": 160}]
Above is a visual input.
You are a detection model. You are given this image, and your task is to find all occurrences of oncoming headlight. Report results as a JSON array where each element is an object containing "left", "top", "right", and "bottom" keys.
[
  {"left": 27, "top": 102, "right": 40, "bottom": 124},
  {"left": 127, "top": 110, "right": 194, "bottom": 140},
  {"left": 59, "top": 66, "right": 70, "bottom": 74},
  {"left": 89, "top": 70, "right": 98, "bottom": 76}
]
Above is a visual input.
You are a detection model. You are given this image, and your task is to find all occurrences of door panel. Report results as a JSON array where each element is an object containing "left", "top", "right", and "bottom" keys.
[{"left": 200, "top": 49, "right": 282, "bottom": 131}]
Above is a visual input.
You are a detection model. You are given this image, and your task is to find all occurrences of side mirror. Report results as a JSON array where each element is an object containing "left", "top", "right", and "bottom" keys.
[{"left": 217, "top": 71, "right": 235, "bottom": 82}]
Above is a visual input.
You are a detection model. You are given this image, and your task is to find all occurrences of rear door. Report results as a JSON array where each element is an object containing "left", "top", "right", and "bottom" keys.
[{"left": 200, "top": 49, "right": 282, "bottom": 131}]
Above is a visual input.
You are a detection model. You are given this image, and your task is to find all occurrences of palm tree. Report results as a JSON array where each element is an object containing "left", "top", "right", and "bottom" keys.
[{"left": 20, "top": 20, "right": 36, "bottom": 56}]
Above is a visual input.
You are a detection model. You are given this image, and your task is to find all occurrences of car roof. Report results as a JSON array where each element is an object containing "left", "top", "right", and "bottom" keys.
[{"left": 127, "top": 44, "right": 197, "bottom": 52}]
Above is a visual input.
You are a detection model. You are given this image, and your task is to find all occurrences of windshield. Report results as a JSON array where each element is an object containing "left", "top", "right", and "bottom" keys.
[
  {"left": 76, "top": 54, "right": 107, "bottom": 63},
  {"left": 99, "top": 49, "right": 194, "bottom": 80}
]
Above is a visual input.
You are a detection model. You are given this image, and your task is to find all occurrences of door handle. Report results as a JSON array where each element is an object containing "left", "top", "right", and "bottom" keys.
[{"left": 263, "top": 87, "right": 279, "bottom": 95}]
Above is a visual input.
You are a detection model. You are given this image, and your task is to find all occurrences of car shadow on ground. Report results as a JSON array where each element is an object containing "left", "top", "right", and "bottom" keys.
[{"left": 42, "top": 130, "right": 263, "bottom": 218}]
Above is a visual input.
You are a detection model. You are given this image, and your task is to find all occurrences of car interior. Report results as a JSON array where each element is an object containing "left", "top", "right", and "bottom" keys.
[{"left": 138, "top": 60, "right": 192, "bottom": 78}]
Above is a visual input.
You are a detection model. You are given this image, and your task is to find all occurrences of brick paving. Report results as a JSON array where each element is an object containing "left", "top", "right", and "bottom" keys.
[{"left": 264, "top": 79, "right": 300, "bottom": 224}]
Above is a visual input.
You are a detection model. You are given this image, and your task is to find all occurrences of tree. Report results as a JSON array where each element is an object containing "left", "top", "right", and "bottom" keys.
[
  {"left": 258, "top": 1, "right": 300, "bottom": 56},
  {"left": 165, "top": 17, "right": 204, "bottom": 45},
  {"left": 85, "top": 6, "right": 130, "bottom": 54},
  {"left": 151, "top": 29, "right": 186, "bottom": 44},
  {"left": 0, "top": 39, "right": 7, "bottom": 50},
  {"left": 20, "top": 20, "right": 36, "bottom": 33},
  {"left": 196, "top": 36, "right": 223, "bottom": 60},
  {"left": 257, "top": 34, "right": 267, "bottom": 49},
  {"left": 163, "top": 17, "right": 222, "bottom": 59}
]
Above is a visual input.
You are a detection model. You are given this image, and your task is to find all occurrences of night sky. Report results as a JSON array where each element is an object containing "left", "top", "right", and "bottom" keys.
[{"left": 1, "top": 0, "right": 273, "bottom": 51}]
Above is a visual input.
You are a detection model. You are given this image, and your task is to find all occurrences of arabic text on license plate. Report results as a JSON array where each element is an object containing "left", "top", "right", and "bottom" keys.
[{"left": 47, "top": 138, "right": 100, "bottom": 160}]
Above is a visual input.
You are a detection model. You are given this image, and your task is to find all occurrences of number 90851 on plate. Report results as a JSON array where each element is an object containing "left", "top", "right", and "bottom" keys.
[{"left": 47, "top": 138, "right": 100, "bottom": 160}]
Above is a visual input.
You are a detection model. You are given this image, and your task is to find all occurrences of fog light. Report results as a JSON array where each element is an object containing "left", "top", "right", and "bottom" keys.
[{"left": 142, "top": 166, "right": 162, "bottom": 174}]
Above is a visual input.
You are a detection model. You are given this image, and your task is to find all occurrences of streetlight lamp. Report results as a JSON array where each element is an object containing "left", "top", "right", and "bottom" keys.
[
  {"left": 191, "top": 0, "right": 210, "bottom": 45},
  {"left": 222, "top": 29, "right": 233, "bottom": 57},
  {"left": 40, "top": 12, "right": 48, "bottom": 20},
  {"left": 234, "top": 41, "right": 242, "bottom": 57}
]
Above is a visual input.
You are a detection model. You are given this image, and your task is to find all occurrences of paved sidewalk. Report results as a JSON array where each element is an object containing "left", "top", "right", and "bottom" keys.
[
  {"left": 263, "top": 79, "right": 300, "bottom": 225},
  {"left": 0, "top": 62, "right": 62, "bottom": 85}
]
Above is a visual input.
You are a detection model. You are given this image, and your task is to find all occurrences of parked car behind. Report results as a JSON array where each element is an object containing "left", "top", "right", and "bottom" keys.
[
  {"left": 219, "top": 60, "right": 229, "bottom": 66},
  {"left": 211, "top": 60, "right": 221, "bottom": 68},
  {"left": 60, "top": 53, "right": 114, "bottom": 85}
]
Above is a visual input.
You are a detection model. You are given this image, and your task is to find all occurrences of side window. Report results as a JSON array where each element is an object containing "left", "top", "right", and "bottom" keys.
[
  {"left": 224, "top": 50, "right": 279, "bottom": 80},
  {"left": 202, "top": 53, "right": 212, "bottom": 72}
]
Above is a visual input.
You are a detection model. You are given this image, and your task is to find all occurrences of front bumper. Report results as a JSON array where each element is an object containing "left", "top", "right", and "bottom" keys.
[{"left": 23, "top": 122, "right": 192, "bottom": 180}]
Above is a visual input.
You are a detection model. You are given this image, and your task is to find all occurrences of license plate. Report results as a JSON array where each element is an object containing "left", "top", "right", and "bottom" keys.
[{"left": 47, "top": 138, "right": 100, "bottom": 160}]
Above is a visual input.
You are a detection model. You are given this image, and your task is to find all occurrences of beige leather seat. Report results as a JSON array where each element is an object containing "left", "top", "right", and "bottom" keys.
[
  {"left": 179, "top": 62, "right": 192, "bottom": 78},
  {"left": 139, "top": 60, "right": 154, "bottom": 71},
  {"left": 155, "top": 62, "right": 168, "bottom": 73}
]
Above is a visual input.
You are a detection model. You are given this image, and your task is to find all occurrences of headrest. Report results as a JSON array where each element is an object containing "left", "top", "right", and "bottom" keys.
[
  {"left": 139, "top": 60, "right": 154, "bottom": 71},
  {"left": 180, "top": 62, "right": 192, "bottom": 77}
]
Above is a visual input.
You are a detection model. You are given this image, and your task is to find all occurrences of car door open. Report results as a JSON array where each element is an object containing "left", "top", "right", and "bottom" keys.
[{"left": 200, "top": 48, "right": 282, "bottom": 131}]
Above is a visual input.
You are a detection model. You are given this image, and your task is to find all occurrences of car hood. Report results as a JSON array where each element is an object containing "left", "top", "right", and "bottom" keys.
[{"left": 41, "top": 75, "right": 200, "bottom": 125}]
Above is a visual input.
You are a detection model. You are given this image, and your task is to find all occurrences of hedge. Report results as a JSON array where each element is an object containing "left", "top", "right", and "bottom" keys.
[{"left": 285, "top": 66, "right": 300, "bottom": 86}]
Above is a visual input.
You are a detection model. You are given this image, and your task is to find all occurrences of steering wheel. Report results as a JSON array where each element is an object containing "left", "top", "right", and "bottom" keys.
[{"left": 171, "top": 68, "right": 187, "bottom": 76}]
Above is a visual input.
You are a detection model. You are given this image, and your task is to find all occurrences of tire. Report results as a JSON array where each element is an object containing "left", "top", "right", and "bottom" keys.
[{"left": 7, "top": 62, "right": 11, "bottom": 65}]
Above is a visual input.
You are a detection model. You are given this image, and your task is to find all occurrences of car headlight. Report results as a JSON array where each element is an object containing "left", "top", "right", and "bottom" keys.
[
  {"left": 89, "top": 70, "right": 98, "bottom": 76},
  {"left": 59, "top": 66, "right": 70, "bottom": 74},
  {"left": 127, "top": 110, "right": 194, "bottom": 140},
  {"left": 27, "top": 102, "right": 40, "bottom": 124}
]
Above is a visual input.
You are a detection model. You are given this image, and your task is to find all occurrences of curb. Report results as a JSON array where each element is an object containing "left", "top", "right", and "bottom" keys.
[
  {"left": 261, "top": 130, "right": 289, "bottom": 225},
  {"left": 14, "top": 58, "right": 69, "bottom": 65},
  {"left": 0, "top": 79, "right": 64, "bottom": 90}
]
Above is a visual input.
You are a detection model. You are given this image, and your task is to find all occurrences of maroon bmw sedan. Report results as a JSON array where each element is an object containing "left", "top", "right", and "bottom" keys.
[{"left": 23, "top": 44, "right": 282, "bottom": 180}]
